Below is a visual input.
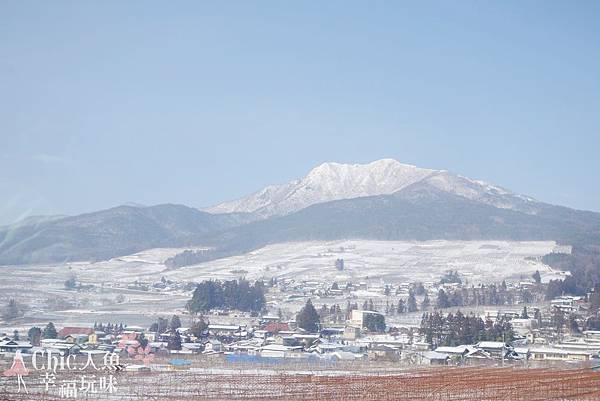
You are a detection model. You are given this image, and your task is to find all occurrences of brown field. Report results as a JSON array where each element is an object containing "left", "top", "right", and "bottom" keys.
[{"left": 3, "top": 365, "right": 600, "bottom": 401}]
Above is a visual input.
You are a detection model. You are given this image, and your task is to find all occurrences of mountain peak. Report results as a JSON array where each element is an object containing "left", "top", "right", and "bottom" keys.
[
  {"left": 204, "top": 159, "right": 538, "bottom": 218},
  {"left": 205, "top": 159, "right": 434, "bottom": 217}
]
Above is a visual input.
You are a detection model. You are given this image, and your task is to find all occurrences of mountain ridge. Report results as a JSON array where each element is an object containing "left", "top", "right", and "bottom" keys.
[
  {"left": 204, "top": 159, "right": 538, "bottom": 218},
  {"left": 1, "top": 159, "right": 598, "bottom": 266}
]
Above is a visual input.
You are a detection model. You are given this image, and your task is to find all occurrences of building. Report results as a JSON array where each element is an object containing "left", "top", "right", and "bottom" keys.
[
  {"left": 528, "top": 347, "right": 594, "bottom": 362},
  {"left": 260, "top": 344, "right": 303, "bottom": 358},
  {"left": 0, "top": 340, "right": 33, "bottom": 353},
  {"left": 349, "top": 310, "right": 384, "bottom": 330},
  {"left": 58, "top": 327, "right": 93, "bottom": 340},
  {"left": 511, "top": 318, "right": 538, "bottom": 335}
]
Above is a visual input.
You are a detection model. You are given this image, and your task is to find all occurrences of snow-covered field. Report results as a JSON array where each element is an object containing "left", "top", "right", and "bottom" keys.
[
  {"left": 111, "top": 240, "right": 562, "bottom": 284},
  {"left": 0, "top": 240, "right": 564, "bottom": 332}
]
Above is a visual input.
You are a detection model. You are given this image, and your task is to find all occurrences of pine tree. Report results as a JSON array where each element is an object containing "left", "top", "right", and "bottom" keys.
[
  {"left": 407, "top": 290, "right": 418, "bottom": 312},
  {"left": 138, "top": 332, "right": 148, "bottom": 347},
  {"left": 421, "top": 293, "right": 431, "bottom": 310},
  {"left": 296, "top": 299, "right": 320, "bottom": 332},
  {"left": 532, "top": 270, "right": 542, "bottom": 284},
  {"left": 43, "top": 322, "right": 57, "bottom": 339},
  {"left": 169, "top": 315, "right": 182, "bottom": 331},
  {"left": 167, "top": 332, "right": 182, "bottom": 350},
  {"left": 552, "top": 307, "right": 566, "bottom": 335},
  {"left": 190, "top": 316, "right": 208, "bottom": 338},
  {"left": 436, "top": 289, "right": 450, "bottom": 308},
  {"left": 397, "top": 299, "right": 406, "bottom": 314},
  {"left": 521, "top": 306, "right": 529, "bottom": 319},
  {"left": 590, "top": 284, "right": 600, "bottom": 311},
  {"left": 569, "top": 314, "right": 581, "bottom": 334},
  {"left": 28, "top": 327, "right": 42, "bottom": 346}
]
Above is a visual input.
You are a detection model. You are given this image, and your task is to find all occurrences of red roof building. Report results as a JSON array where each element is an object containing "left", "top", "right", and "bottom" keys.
[
  {"left": 263, "top": 322, "right": 290, "bottom": 334},
  {"left": 58, "top": 327, "right": 94, "bottom": 339}
]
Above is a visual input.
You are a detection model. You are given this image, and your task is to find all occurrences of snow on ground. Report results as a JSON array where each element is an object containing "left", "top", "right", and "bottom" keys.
[
  {"left": 160, "top": 240, "right": 561, "bottom": 284},
  {"left": 0, "top": 240, "right": 563, "bottom": 332},
  {"left": 67, "top": 239, "right": 562, "bottom": 285}
]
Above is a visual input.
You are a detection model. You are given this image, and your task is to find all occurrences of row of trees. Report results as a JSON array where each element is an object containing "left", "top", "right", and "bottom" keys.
[
  {"left": 355, "top": 283, "right": 536, "bottom": 318},
  {"left": 420, "top": 311, "right": 514, "bottom": 347},
  {"left": 186, "top": 278, "right": 266, "bottom": 313},
  {"left": 92, "top": 322, "right": 127, "bottom": 334}
]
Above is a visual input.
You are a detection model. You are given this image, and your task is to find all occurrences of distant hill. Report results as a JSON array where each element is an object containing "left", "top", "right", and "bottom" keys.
[{"left": 0, "top": 204, "right": 254, "bottom": 265}]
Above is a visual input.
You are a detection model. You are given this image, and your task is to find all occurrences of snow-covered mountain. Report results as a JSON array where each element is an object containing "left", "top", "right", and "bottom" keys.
[{"left": 205, "top": 159, "right": 538, "bottom": 218}]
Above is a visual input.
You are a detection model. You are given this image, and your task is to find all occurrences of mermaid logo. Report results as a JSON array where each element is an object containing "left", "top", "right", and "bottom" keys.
[{"left": 3, "top": 350, "right": 29, "bottom": 393}]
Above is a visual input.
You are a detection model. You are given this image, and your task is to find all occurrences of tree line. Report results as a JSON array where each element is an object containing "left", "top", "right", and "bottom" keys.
[
  {"left": 186, "top": 278, "right": 266, "bottom": 313},
  {"left": 420, "top": 311, "right": 514, "bottom": 347},
  {"left": 543, "top": 246, "right": 600, "bottom": 298}
]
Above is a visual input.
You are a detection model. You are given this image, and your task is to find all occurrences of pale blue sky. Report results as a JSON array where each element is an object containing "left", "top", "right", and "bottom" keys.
[{"left": 1, "top": 1, "right": 599, "bottom": 224}]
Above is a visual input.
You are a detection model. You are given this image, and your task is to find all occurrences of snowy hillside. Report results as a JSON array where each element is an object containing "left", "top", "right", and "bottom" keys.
[{"left": 205, "top": 159, "right": 538, "bottom": 218}]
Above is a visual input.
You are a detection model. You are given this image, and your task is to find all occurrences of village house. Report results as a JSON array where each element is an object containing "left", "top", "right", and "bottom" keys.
[
  {"left": 202, "top": 339, "right": 222, "bottom": 353},
  {"left": 415, "top": 351, "right": 450, "bottom": 365},
  {"left": 528, "top": 346, "right": 594, "bottom": 362},
  {"left": 259, "top": 343, "right": 304, "bottom": 358},
  {"left": 349, "top": 310, "right": 385, "bottom": 330},
  {"left": 0, "top": 339, "right": 33, "bottom": 353},
  {"left": 367, "top": 344, "right": 400, "bottom": 361},
  {"left": 434, "top": 345, "right": 470, "bottom": 362},
  {"left": 551, "top": 296, "right": 584, "bottom": 313},
  {"left": 40, "top": 339, "right": 81, "bottom": 356},
  {"left": 58, "top": 327, "right": 93, "bottom": 340}
]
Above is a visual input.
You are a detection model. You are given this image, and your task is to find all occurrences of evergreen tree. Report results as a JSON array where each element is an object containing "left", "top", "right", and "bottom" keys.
[
  {"left": 190, "top": 316, "right": 208, "bottom": 338},
  {"left": 407, "top": 289, "right": 418, "bottom": 312},
  {"left": 421, "top": 292, "right": 431, "bottom": 310},
  {"left": 590, "top": 284, "right": 600, "bottom": 311},
  {"left": 12, "top": 330, "right": 19, "bottom": 341},
  {"left": 521, "top": 306, "right": 529, "bottom": 319},
  {"left": 169, "top": 315, "right": 182, "bottom": 331},
  {"left": 186, "top": 279, "right": 266, "bottom": 313},
  {"left": 296, "top": 299, "right": 320, "bottom": 332},
  {"left": 397, "top": 299, "right": 406, "bottom": 314},
  {"left": 43, "top": 322, "right": 57, "bottom": 339},
  {"left": 532, "top": 270, "right": 542, "bottom": 284},
  {"left": 363, "top": 312, "right": 386, "bottom": 333},
  {"left": 28, "top": 327, "right": 42, "bottom": 346},
  {"left": 138, "top": 332, "right": 148, "bottom": 348},
  {"left": 167, "top": 332, "right": 182, "bottom": 350},
  {"left": 569, "top": 314, "right": 581, "bottom": 334},
  {"left": 414, "top": 282, "right": 426, "bottom": 295},
  {"left": 551, "top": 307, "right": 566, "bottom": 335},
  {"left": 436, "top": 289, "right": 450, "bottom": 308}
]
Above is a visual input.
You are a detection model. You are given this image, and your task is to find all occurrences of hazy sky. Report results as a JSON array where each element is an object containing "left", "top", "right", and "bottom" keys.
[{"left": 1, "top": 1, "right": 600, "bottom": 225}]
